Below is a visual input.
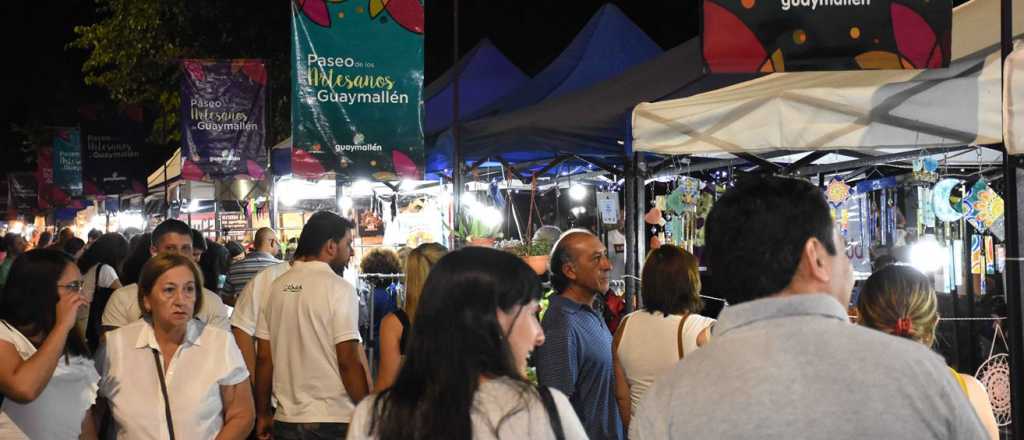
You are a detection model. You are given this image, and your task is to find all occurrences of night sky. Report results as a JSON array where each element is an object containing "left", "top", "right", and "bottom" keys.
[{"left": 0, "top": 1, "right": 697, "bottom": 176}]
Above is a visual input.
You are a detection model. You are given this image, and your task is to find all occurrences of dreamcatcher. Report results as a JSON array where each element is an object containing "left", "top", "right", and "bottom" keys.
[{"left": 975, "top": 320, "right": 1011, "bottom": 427}]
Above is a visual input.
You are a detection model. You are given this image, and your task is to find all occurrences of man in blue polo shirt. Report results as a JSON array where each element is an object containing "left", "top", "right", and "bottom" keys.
[{"left": 535, "top": 229, "right": 622, "bottom": 440}]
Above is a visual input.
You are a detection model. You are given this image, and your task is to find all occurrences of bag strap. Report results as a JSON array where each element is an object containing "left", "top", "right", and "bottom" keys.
[
  {"left": 151, "top": 349, "right": 176, "bottom": 440},
  {"left": 677, "top": 314, "right": 691, "bottom": 359},
  {"left": 537, "top": 385, "right": 565, "bottom": 440}
]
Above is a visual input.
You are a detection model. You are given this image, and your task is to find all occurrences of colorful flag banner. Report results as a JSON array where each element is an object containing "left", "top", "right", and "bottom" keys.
[
  {"left": 53, "top": 128, "right": 83, "bottom": 197},
  {"left": 181, "top": 59, "right": 268, "bottom": 180},
  {"left": 291, "top": 0, "right": 424, "bottom": 181}
]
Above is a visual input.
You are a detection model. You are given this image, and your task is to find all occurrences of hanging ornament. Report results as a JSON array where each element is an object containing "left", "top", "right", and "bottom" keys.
[
  {"left": 665, "top": 189, "right": 686, "bottom": 215},
  {"left": 963, "top": 179, "right": 1005, "bottom": 234},
  {"left": 825, "top": 177, "right": 852, "bottom": 207},
  {"left": 931, "top": 178, "right": 966, "bottom": 223},
  {"left": 678, "top": 176, "right": 702, "bottom": 206}
]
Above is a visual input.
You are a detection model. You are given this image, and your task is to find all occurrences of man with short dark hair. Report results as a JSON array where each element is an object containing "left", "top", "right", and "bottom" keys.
[
  {"left": 534, "top": 229, "right": 622, "bottom": 440},
  {"left": 630, "top": 176, "right": 987, "bottom": 439},
  {"left": 255, "top": 211, "right": 369, "bottom": 439},
  {"left": 224, "top": 227, "right": 282, "bottom": 304},
  {"left": 101, "top": 219, "right": 230, "bottom": 332}
]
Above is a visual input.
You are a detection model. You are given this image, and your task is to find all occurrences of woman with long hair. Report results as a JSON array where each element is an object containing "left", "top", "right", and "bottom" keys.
[
  {"left": 97, "top": 253, "right": 253, "bottom": 439},
  {"left": 0, "top": 249, "right": 97, "bottom": 438},
  {"left": 76, "top": 232, "right": 130, "bottom": 352},
  {"left": 857, "top": 264, "right": 999, "bottom": 440},
  {"left": 374, "top": 242, "right": 447, "bottom": 390},
  {"left": 349, "top": 247, "right": 586, "bottom": 439},
  {"left": 614, "top": 245, "right": 714, "bottom": 428},
  {"left": 119, "top": 232, "right": 152, "bottom": 286}
]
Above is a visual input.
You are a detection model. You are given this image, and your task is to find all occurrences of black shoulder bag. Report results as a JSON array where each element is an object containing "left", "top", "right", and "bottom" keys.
[
  {"left": 536, "top": 385, "right": 565, "bottom": 440},
  {"left": 151, "top": 349, "right": 176, "bottom": 440}
]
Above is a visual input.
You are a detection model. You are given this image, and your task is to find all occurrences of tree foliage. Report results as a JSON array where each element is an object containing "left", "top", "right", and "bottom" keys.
[{"left": 72, "top": 0, "right": 290, "bottom": 145}]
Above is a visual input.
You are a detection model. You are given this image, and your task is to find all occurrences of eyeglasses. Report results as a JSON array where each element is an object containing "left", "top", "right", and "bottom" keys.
[{"left": 58, "top": 280, "right": 85, "bottom": 293}]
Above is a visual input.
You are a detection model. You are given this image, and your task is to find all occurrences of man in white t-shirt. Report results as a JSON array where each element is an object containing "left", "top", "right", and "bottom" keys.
[
  {"left": 255, "top": 211, "right": 370, "bottom": 439},
  {"left": 101, "top": 219, "right": 230, "bottom": 333}
]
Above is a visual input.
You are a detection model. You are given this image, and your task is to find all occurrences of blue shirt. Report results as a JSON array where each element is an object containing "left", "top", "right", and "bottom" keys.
[{"left": 534, "top": 294, "right": 623, "bottom": 440}]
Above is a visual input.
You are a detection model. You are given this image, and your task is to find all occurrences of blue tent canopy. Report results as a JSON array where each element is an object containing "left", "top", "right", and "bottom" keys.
[
  {"left": 428, "top": 36, "right": 760, "bottom": 175},
  {"left": 428, "top": 3, "right": 663, "bottom": 173},
  {"left": 424, "top": 39, "right": 529, "bottom": 138}
]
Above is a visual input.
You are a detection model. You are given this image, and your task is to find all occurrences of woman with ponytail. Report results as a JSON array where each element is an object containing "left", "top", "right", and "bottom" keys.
[
  {"left": 349, "top": 247, "right": 586, "bottom": 439},
  {"left": 857, "top": 264, "right": 998, "bottom": 440}
]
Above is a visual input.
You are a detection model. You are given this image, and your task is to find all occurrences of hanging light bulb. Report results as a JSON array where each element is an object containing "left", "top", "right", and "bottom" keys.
[{"left": 569, "top": 183, "right": 587, "bottom": 201}]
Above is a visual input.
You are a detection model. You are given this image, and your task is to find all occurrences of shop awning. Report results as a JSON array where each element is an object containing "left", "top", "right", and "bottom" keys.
[{"left": 631, "top": 0, "right": 1023, "bottom": 156}]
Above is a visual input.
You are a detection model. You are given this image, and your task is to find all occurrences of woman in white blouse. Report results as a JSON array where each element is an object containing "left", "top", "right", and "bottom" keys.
[
  {"left": 0, "top": 248, "right": 98, "bottom": 439},
  {"left": 97, "top": 252, "right": 253, "bottom": 439}
]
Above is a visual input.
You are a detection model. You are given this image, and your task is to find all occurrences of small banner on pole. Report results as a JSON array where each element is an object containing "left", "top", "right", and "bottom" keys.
[
  {"left": 36, "top": 142, "right": 70, "bottom": 209},
  {"left": 9, "top": 173, "right": 38, "bottom": 214},
  {"left": 291, "top": 0, "right": 425, "bottom": 181},
  {"left": 702, "top": 0, "right": 952, "bottom": 72},
  {"left": 181, "top": 59, "right": 268, "bottom": 181},
  {"left": 53, "top": 128, "right": 83, "bottom": 198}
]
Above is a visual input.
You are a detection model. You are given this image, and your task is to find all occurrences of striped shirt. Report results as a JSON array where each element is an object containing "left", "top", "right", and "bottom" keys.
[
  {"left": 224, "top": 252, "right": 282, "bottom": 297},
  {"left": 534, "top": 294, "right": 623, "bottom": 440}
]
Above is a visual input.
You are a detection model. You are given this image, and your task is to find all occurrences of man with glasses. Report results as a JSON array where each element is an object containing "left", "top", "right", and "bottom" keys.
[
  {"left": 223, "top": 227, "right": 282, "bottom": 306},
  {"left": 101, "top": 219, "right": 230, "bottom": 334},
  {"left": 534, "top": 229, "right": 622, "bottom": 440}
]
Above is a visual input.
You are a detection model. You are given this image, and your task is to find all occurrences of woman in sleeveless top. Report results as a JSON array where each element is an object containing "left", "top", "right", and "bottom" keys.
[
  {"left": 857, "top": 264, "right": 999, "bottom": 440},
  {"left": 375, "top": 242, "right": 447, "bottom": 390},
  {"left": 0, "top": 249, "right": 97, "bottom": 439},
  {"left": 76, "top": 233, "right": 129, "bottom": 352},
  {"left": 613, "top": 245, "right": 715, "bottom": 428}
]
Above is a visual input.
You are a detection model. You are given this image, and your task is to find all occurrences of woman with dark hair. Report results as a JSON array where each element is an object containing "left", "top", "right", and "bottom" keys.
[
  {"left": 359, "top": 248, "right": 402, "bottom": 356},
  {"left": 97, "top": 253, "right": 253, "bottom": 439},
  {"left": 349, "top": 247, "right": 586, "bottom": 439},
  {"left": 63, "top": 237, "right": 86, "bottom": 258},
  {"left": 857, "top": 264, "right": 999, "bottom": 440},
  {"left": 613, "top": 245, "right": 715, "bottom": 428},
  {"left": 119, "top": 232, "right": 152, "bottom": 286},
  {"left": 0, "top": 249, "right": 98, "bottom": 438},
  {"left": 199, "top": 238, "right": 231, "bottom": 295},
  {"left": 76, "top": 232, "right": 130, "bottom": 351}
]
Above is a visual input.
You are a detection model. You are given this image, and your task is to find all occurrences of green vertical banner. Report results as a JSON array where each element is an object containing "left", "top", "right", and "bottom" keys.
[
  {"left": 53, "top": 128, "right": 83, "bottom": 197},
  {"left": 291, "top": 0, "right": 424, "bottom": 181}
]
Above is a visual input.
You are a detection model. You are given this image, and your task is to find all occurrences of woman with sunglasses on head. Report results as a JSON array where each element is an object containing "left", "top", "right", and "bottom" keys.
[
  {"left": 348, "top": 247, "right": 587, "bottom": 440},
  {"left": 97, "top": 253, "right": 253, "bottom": 439},
  {"left": 0, "top": 249, "right": 98, "bottom": 439}
]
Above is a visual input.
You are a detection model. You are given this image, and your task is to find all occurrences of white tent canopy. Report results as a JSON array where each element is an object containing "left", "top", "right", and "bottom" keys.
[{"left": 632, "top": 0, "right": 1024, "bottom": 156}]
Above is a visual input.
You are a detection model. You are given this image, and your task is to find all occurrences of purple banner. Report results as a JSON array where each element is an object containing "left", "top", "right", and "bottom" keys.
[
  {"left": 181, "top": 59, "right": 267, "bottom": 180},
  {"left": 81, "top": 105, "right": 149, "bottom": 196}
]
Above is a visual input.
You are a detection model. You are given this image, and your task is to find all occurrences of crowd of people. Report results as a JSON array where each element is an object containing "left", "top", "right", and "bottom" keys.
[{"left": 0, "top": 175, "right": 1002, "bottom": 439}]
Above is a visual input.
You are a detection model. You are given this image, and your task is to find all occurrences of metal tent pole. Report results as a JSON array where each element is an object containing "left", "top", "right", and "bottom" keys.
[
  {"left": 451, "top": 0, "right": 463, "bottom": 249},
  {"left": 1000, "top": 0, "right": 1023, "bottom": 433}
]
